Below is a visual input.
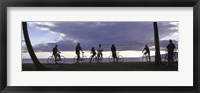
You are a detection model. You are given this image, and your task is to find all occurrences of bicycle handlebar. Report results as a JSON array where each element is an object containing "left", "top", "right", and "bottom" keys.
[{"left": 50, "top": 52, "right": 61, "bottom": 55}]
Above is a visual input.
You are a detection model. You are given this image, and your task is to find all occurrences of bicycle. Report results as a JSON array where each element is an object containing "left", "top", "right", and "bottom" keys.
[
  {"left": 89, "top": 54, "right": 103, "bottom": 63},
  {"left": 160, "top": 50, "right": 178, "bottom": 67},
  {"left": 47, "top": 52, "right": 66, "bottom": 64},
  {"left": 142, "top": 52, "right": 150, "bottom": 62},
  {"left": 74, "top": 52, "right": 87, "bottom": 63},
  {"left": 108, "top": 52, "right": 124, "bottom": 62},
  {"left": 97, "top": 54, "right": 103, "bottom": 62}
]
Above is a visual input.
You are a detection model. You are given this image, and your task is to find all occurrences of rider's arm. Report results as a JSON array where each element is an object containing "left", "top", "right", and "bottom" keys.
[
  {"left": 56, "top": 48, "right": 61, "bottom": 53},
  {"left": 142, "top": 48, "right": 145, "bottom": 53},
  {"left": 80, "top": 47, "right": 83, "bottom": 53}
]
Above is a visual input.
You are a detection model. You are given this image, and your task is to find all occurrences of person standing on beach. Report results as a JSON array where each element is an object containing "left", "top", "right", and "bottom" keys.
[
  {"left": 111, "top": 44, "right": 118, "bottom": 62},
  {"left": 142, "top": 45, "right": 150, "bottom": 61},
  {"left": 75, "top": 43, "right": 83, "bottom": 63},
  {"left": 52, "top": 45, "right": 61, "bottom": 64},
  {"left": 167, "top": 40, "right": 176, "bottom": 63},
  {"left": 97, "top": 44, "right": 103, "bottom": 62}
]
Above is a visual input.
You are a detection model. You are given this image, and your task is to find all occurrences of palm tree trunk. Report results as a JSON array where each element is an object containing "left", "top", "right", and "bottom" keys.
[
  {"left": 153, "top": 22, "right": 161, "bottom": 64},
  {"left": 22, "top": 22, "right": 46, "bottom": 70}
]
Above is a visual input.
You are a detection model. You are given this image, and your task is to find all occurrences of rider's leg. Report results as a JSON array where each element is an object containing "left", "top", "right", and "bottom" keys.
[
  {"left": 112, "top": 53, "right": 114, "bottom": 62},
  {"left": 168, "top": 53, "right": 173, "bottom": 64},
  {"left": 53, "top": 55, "right": 56, "bottom": 63},
  {"left": 58, "top": 54, "right": 61, "bottom": 60},
  {"left": 97, "top": 54, "right": 100, "bottom": 62},
  {"left": 114, "top": 53, "right": 117, "bottom": 62},
  {"left": 144, "top": 52, "right": 148, "bottom": 61},
  {"left": 55, "top": 54, "right": 58, "bottom": 64},
  {"left": 89, "top": 55, "right": 93, "bottom": 63},
  {"left": 77, "top": 53, "right": 80, "bottom": 63},
  {"left": 99, "top": 53, "right": 103, "bottom": 62},
  {"left": 112, "top": 53, "right": 115, "bottom": 62},
  {"left": 100, "top": 53, "right": 103, "bottom": 59},
  {"left": 171, "top": 53, "right": 174, "bottom": 62},
  {"left": 167, "top": 55, "right": 170, "bottom": 63},
  {"left": 90, "top": 54, "right": 95, "bottom": 63},
  {"left": 116, "top": 55, "right": 118, "bottom": 62},
  {"left": 148, "top": 52, "right": 150, "bottom": 62},
  {"left": 170, "top": 55, "right": 173, "bottom": 64}
]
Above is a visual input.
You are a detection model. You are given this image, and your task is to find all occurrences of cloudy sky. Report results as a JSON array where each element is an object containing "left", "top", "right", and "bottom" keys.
[{"left": 22, "top": 22, "right": 178, "bottom": 53}]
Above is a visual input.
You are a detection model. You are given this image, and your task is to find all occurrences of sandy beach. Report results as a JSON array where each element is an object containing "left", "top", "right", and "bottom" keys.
[{"left": 22, "top": 62, "right": 178, "bottom": 71}]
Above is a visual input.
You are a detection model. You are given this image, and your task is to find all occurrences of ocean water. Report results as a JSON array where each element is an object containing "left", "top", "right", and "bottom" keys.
[
  {"left": 22, "top": 52, "right": 179, "bottom": 64},
  {"left": 22, "top": 57, "right": 156, "bottom": 64}
]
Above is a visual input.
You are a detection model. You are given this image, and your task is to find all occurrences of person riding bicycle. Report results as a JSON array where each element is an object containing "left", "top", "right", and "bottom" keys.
[
  {"left": 142, "top": 45, "right": 150, "bottom": 61},
  {"left": 89, "top": 47, "right": 96, "bottom": 63},
  {"left": 75, "top": 43, "right": 83, "bottom": 63},
  {"left": 52, "top": 45, "right": 61, "bottom": 64},
  {"left": 97, "top": 44, "right": 103, "bottom": 62},
  {"left": 111, "top": 44, "right": 118, "bottom": 62},
  {"left": 167, "top": 40, "right": 176, "bottom": 63}
]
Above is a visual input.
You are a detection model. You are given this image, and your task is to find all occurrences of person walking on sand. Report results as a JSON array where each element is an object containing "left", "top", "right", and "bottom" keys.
[
  {"left": 167, "top": 40, "right": 176, "bottom": 64},
  {"left": 111, "top": 44, "right": 118, "bottom": 62},
  {"left": 52, "top": 45, "right": 61, "bottom": 64},
  {"left": 142, "top": 45, "right": 151, "bottom": 61},
  {"left": 75, "top": 43, "right": 83, "bottom": 63}
]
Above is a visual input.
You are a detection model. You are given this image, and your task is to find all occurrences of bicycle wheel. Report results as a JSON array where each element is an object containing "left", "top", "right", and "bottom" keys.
[
  {"left": 74, "top": 56, "right": 78, "bottom": 63},
  {"left": 47, "top": 56, "right": 54, "bottom": 64},
  {"left": 57, "top": 56, "right": 66, "bottom": 64},
  {"left": 89, "top": 56, "right": 95, "bottom": 63},
  {"left": 142, "top": 55, "right": 144, "bottom": 62},
  {"left": 81, "top": 56, "right": 87, "bottom": 63},
  {"left": 145, "top": 56, "right": 150, "bottom": 62},
  {"left": 108, "top": 55, "right": 113, "bottom": 62},
  {"left": 160, "top": 55, "right": 169, "bottom": 67},
  {"left": 117, "top": 55, "right": 124, "bottom": 62},
  {"left": 97, "top": 56, "right": 103, "bottom": 63},
  {"left": 173, "top": 52, "right": 178, "bottom": 62},
  {"left": 142, "top": 55, "right": 148, "bottom": 62}
]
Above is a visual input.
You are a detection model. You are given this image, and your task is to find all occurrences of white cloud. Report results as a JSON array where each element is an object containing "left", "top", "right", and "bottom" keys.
[
  {"left": 34, "top": 26, "right": 58, "bottom": 35},
  {"left": 27, "top": 22, "right": 68, "bottom": 45},
  {"left": 58, "top": 33, "right": 65, "bottom": 41},
  {"left": 24, "top": 22, "right": 178, "bottom": 52},
  {"left": 28, "top": 22, "right": 58, "bottom": 34},
  {"left": 35, "top": 27, "right": 50, "bottom": 31},
  {"left": 160, "top": 32, "right": 178, "bottom": 41},
  {"left": 28, "top": 22, "right": 56, "bottom": 27},
  {"left": 170, "top": 22, "right": 178, "bottom": 26},
  {"left": 64, "top": 35, "right": 78, "bottom": 43}
]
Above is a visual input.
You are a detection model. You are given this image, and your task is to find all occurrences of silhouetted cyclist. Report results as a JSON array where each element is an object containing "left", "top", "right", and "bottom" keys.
[
  {"left": 97, "top": 44, "right": 103, "bottom": 62},
  {"left": 89, "top": 47, "right": 96, "bottom": 63},
  {"left": 111, "top": 44, "right": 118, "bottom": 62},
  {"left": 167, "top": 40, "right": 176, "bottom": 63},
  {"left": 52, "top": 45, "right": 61, "bottom": 64},
  {"left": 142, "top": 45, "right": 151, "bottom": 61},
  {"left": 75, "top": 43, "right": 83, "bottom": 63}
]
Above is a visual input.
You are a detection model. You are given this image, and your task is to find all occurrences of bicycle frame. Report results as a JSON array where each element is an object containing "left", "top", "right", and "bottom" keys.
[
  {"left": 108, "top": 52, "right": 124, "bottom": 62},
  {"left": 162, "top": 49, "right": 178, "bottom": 62},
  {"left": 47, "top": 52, "right": 66, "bottom": 64},
  {"left": 74, "top": 52, "right": 87, "bottom": 63},
  {"left": 142, "top": 53, "right": 150, "bottom": 62}
]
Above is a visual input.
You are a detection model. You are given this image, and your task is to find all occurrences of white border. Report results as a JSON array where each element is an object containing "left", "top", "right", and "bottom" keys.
[{"left": 7, "top": 7, "right": 193, "bottom": 86}]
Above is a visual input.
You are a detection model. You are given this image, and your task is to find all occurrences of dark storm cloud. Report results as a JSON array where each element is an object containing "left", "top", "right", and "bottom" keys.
[{"left": 23, "top": 22, "right": 178, "bottom": 52}]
